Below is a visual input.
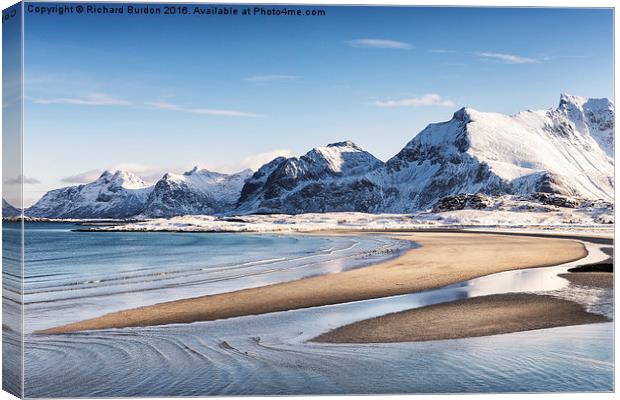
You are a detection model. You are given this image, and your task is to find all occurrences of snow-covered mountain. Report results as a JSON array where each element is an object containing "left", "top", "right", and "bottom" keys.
[
  {"left": 27, "top": 170, "right": 152, "bottom": 219},
  {"left": 2, "top": 199, "right": 21, "bottom": 217},
  {"left": 382, "top": 94, "right": 614, "bottom": 211},
  {"left": 139, "top": 167, "right": 252, "bottom": 217},
  {"left": 238, "top": 94, "right": 614, "bottom": 214},
  {"left": 26, "top": 94, "right": 614, "bottom": 218},
  {"left": 557, "top": 93, "right": 614, "bottom": 157},
  {"left": 236, "top": 141, "right": 385, "bottom": 213},
  {"left": 26, "top": 167, "right": 253, "bottom": 219}
]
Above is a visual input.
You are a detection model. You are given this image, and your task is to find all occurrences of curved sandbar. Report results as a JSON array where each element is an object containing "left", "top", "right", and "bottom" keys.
[
  {"left": 313, "top": 293, "right": 609, "bottom": 343},
  {"left": 38, "top": 232, "right": 588, "bottom": 334}
]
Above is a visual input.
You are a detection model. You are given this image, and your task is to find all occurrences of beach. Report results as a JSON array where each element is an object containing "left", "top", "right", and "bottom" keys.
[
  {"left": 39, "top": 231, "right": 593, "bottom": 334},
  {"left": 313, "top": 293, "right": 609, "bottom": 343}
]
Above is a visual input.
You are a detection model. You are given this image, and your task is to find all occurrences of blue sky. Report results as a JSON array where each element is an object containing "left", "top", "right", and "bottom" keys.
[
  {"left": 3, "top": 2, "right": 23, "bottom": 207},
  {"left": 18, "top": 5, "right": 614, "bottom": 205}
]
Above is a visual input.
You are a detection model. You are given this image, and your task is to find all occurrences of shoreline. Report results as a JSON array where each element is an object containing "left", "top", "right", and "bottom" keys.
[{"left": 38, "top": 231, "right": 590, "bottom": 334}]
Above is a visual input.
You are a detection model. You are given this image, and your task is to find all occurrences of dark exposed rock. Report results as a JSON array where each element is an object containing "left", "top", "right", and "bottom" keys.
[
  {"left": 531, "top": 192, "right": 580, "bottom": 208},
  {"left": 432, "top": 193, "right": 493, "bottom": 212}
]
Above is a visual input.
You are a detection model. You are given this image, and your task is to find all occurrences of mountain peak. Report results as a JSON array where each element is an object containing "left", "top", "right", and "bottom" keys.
[
  {"left": 184, "top": 166, "right": 200, "bottom": 175},
  {"left": 554, "top": 93, "right": 614, "bottom": 156},
  {"left": 233, "top": 168, "right": 254, "bottom": 177},
  {"left": 559, "top": 93, "right": 587, "bottom": 109},
  {"left": 326, "top": 140, "right": 360, "bottom": 149},
  {"left": 452, "top": 107, "right": 477, "bottom": 122},
  {"left": 99, "top": 170, "right": 113, "bottom": 179},
  {"left": 97, "top": 170, "right": 148, "bottom": 189},
  {"left": 183, "top": 167, "right": 228, "bottom": 180},
  {"left": 558, "top": 93, "right": 613, "bottom": 113}
]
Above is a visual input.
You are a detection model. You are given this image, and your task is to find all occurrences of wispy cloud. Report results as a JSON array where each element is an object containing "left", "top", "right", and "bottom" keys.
[
  {"left": 146, "top": 101, "right": 181, "bottom": 111},
  {"left": 147, "top": 101, "right": 263, "bottom": 118},
  {"left": 178, "top": 149, "right": 294, "bottom": 175},
  {"left": 4, "top": 175, "right": 41, "bottom": 184},
  {"left": 60, "top": 169, "right": 104, "bottom": 184},
  {"left": 374, "top": 93, "right": 456, "bottom": 108},
  {"left": 33, "top": 92, "right": 130, "bottom": 106},
  {"left": 244, "top": 75, "right": 297, "bottom": 82},
  {"left": 235, "top": 149, "right": 293, "bottom": 171},
  {"left": 33, "top": 94, "right": 262, "bottom": 118},
  {"left": 475, "top": 52, "right": 538, "bottom": 64},
  {"left": 346, "top": 39, "right": 412, "bottom": 50}
]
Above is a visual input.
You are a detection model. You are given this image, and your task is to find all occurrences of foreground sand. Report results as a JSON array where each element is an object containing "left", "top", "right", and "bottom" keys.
[
  {"left": 313, "top": 293, "right": 609, "bottom": 343},
  {"left": 39, "top": 232, "right": 588, "bottom": 334}
]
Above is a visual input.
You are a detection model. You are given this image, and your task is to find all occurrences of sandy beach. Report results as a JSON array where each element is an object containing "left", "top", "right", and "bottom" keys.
[
  {"left": 313, "top": 293, "right": 609, "bottom": 343},
  {"left": 39, "top": 231, "right": 591, "bottom": 334}
]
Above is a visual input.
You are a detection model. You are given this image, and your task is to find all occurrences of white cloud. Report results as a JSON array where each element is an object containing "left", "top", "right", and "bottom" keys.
[
  {"left": 60, "top": 169, "right": 104, "bottom": 184},
  {"left": 4, "top": 174, "right": 40, "bottom": 184},
  {"left": 236, "top": 149, "right": 293, "bottom": 171},
  {"left": 244, "top": 75, "right": 297, "bottom": 82},
  {"left": 475, "top": 52, "right": 538, "bottom": 64},
  {"left": 146, "top": 101, "right": 181, "bottom": 111},
  {"left": 428, "top": 49, "right": 455, "bottom": 54},
  {"left": 147, "top": 101, "right": 263, "bottom": 118},
  {"left": 185, "top": 149, "right": 294, "bottom": 174},
  {"left": 33, "top": 92, "right": 130, "bottom": 106},
  {"left": 134, "top": 149, "right": 292, "bottom": 177},
  {"left": 346, "top": 39, "right": 412, "bottom": 49},
  {"left": 374, "top": 93, "right": 456, "bottom": 108}
]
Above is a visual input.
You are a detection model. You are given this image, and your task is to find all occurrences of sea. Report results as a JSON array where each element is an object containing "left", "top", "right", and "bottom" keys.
[{"left": 1, "top": 222, "right": 613, "bottom": 397}]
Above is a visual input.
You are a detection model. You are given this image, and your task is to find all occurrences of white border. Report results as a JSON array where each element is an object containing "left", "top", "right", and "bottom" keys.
[{"left": 0, "top": 1, "right": 616, "bottom": 400}]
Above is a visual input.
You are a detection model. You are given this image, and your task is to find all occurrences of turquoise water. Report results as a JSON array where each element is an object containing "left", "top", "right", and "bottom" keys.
[
  {"left": 1, "top": 223, "right": 613, "bottom": 396},
  {"left": 14, "top": 223, "right": 408, "bottom": 333}
]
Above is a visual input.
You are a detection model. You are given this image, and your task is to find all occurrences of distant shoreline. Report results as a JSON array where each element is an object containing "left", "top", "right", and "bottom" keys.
[{"left": 38, "top": 231, "right": 594, "bottom": 335}]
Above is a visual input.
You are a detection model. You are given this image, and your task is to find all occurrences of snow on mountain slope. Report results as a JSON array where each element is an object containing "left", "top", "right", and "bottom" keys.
[
  {"left": 236, "top": 141, "right": 385, "bottom": 213},
  {"left": 382, "top": 94, "right": 614, "bottom": 212},
  {"left": 27, "top": 170, "right": 152, "bottom": 219},
  {"left": 557, "top": 93, "right": 614, "bottom": 157},
  {"left": 25, "top": 94, "right": 614, "bottom": 218},
  {"left": 139, "top": 167, "right": 252, "bottom": 217}
]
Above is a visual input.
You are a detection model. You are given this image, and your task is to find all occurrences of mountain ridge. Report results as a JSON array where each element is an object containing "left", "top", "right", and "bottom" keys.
[{"left": 24, "top": 94, "right": 614, "bottom": 219}]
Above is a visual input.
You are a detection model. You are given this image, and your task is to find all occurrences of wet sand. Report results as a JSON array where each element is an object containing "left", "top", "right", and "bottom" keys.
[
  {"left": 559, "top": 272, "right": 613, "bottom": 289},
  {"left": 39, "top": 232, "right": 588, "bottom": 334},
  {"left": 313, "top": 293, "right": 609, "bottom": 343}
]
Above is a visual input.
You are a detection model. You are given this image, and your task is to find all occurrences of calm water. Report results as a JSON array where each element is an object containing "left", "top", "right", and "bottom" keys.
[
  {"left": 14, "top": 223, "right": 409, "bottom": 333},
  {"left": 1, "top": 223, "right": 613, "bottom": 397}
]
